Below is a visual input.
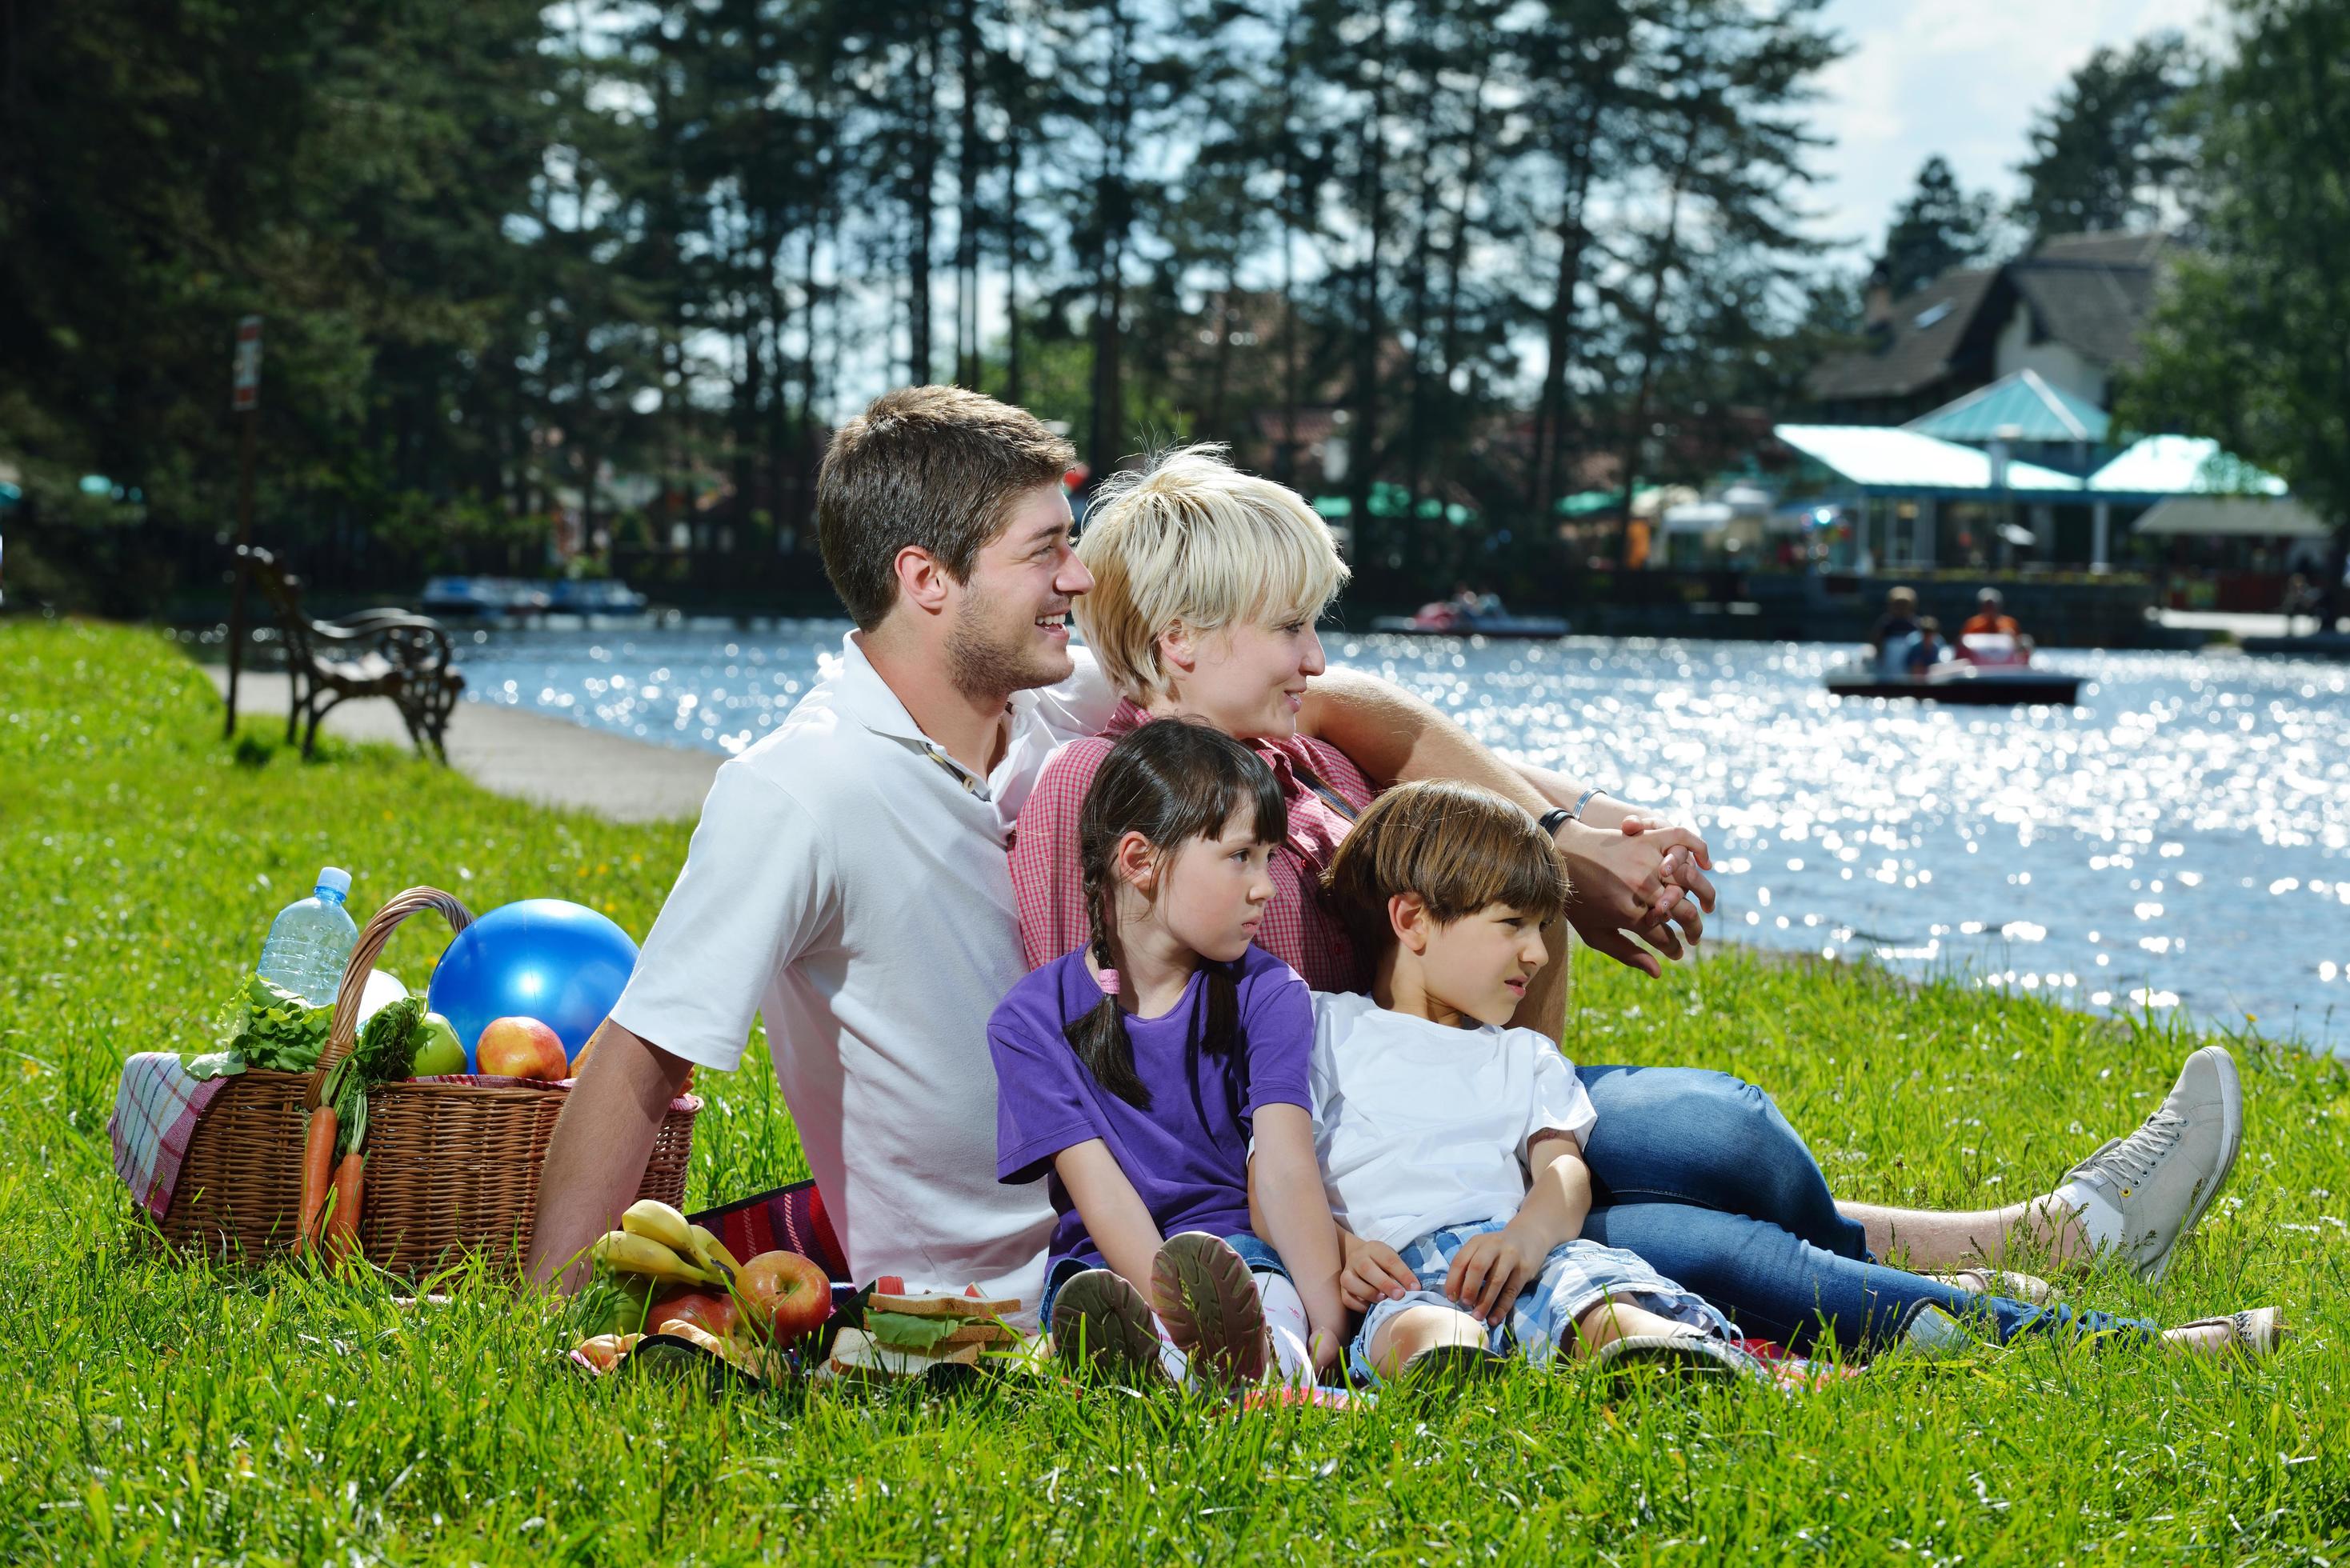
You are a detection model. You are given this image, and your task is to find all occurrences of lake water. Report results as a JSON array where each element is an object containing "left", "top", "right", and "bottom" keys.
[{"left": 455, "top": 620, "right": 2350, "bottom": 1051}]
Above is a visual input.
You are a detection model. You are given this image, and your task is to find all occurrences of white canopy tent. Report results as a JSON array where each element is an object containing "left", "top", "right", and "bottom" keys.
[{"left": 2133, "top": 495, "right": 2328, "bottom": 538}]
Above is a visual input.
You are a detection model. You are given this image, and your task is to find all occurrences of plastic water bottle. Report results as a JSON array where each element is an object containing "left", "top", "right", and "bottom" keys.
[{"left": 257, "top": 867, "right": 360, "bottom": 1006}]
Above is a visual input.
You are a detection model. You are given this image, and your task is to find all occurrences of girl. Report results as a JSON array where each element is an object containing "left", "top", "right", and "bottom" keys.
[{"left": 987, "top": 719, "right": 1347, "bottom": 1389}]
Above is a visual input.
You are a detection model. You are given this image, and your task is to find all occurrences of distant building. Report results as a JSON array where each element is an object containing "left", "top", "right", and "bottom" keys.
[{"left": 1808, "top": 233, "right": 2171, "bottom": 426}]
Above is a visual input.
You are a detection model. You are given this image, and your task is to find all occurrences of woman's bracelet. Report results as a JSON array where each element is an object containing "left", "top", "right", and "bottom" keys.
[{"left": 1540, "top": 789, "right": 1609, "bottom": 839}]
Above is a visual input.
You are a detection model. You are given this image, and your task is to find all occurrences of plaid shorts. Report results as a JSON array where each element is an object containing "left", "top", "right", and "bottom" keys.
[{"left": 1351, "top": 1218, "right": 1736, "bottom": 1385}]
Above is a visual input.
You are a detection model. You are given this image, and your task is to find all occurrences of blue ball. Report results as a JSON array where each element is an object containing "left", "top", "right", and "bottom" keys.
[{"left": 426, "top": 898, "right": 640, "bottom": 1070}]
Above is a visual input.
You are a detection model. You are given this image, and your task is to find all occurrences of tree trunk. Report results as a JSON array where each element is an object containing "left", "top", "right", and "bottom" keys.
[
  {"left": 955, "top": 0, "right": 983, "bottom": 386},
  {"left": 1531, "top": 108, "right": 1599, "bottom": 518},
  {"left": 1400, "top": 52, "right": 1440, "bottom": 510},
  {"left": 908, "top": 38, "right": 939, "bottom": 383},
  {"left": 1088, "top": 230, "right": 1123, "bottom": 477},
  {"left": 1003, "top": 118, "right": 1023, "bottom": 405},
  {"left": 1438, "top": 63, "right": 1492, "bottom": 490},
  {"left": 1345, "top": 10, "right": 1390, "bottom": 544},
  {"left": 1085, "top": 0, "right": 1133, "bottom": 478},
  {"left": 1207, "top": 270, "right": 1235, "bottom": 444},
  {"left": 1275, "top": 2, "right": 1303, "bottom": 484},
  {"left": 1613, "top": 145, "right": 1693, "bottom": 570}
]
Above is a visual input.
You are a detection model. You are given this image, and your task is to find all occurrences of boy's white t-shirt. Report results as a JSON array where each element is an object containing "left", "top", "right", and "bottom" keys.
[
  {"left": 608, "top": 632, "right": 1115, "bottom": 1312},
  {"left": 1307, "top": 990, "right": 1597, "bottom": 1251}
]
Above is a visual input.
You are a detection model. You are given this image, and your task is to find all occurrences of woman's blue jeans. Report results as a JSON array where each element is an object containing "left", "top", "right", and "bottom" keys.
[{"left": 1573, "top": 1066, "right": 2152, "bottom": 1351}]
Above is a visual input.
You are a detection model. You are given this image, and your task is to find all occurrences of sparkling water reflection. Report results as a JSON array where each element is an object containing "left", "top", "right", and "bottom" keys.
[{"left": 459, "top": 622, "right": 2350, "bottom": 1050}]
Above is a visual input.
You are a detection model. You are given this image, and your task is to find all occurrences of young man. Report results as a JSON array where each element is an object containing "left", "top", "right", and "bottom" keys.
[{"left": 522, "top": 387, "right": 1707, "bottom": 1307}]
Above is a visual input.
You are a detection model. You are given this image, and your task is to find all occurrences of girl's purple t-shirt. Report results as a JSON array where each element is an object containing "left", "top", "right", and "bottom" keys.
[{"left": 988, "top": 944, "right": 1314, "bottom": 1275}]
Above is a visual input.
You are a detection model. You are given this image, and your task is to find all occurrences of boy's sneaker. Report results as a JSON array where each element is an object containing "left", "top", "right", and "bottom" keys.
[
  {"left": 1151, "top": 1232, "right": 1272, "bottom": 1391},
  {"left": 1051, "top": 1269, "right": 1172, "bottom": 1388},
  {"left": 1399, "top": 1343, "right": 1511, "bottom": 1387},
  {"left": 1592, "top": 1333, "right": 1772, "bottom": 1386},
  {"left": 2060, "top": 1045, "right": 2242, "bottom": 1284}
]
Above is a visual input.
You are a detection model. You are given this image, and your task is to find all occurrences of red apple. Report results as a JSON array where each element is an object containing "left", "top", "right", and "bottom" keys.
[
  {"left": 650, "top": 1288, "right": 739, "bottom": 1342},
  {"left": 735, "top": 1250, "right": 832, "bottom": 1344},
  {"left": 478, "top": 1015, "right": 566, "bottom": 1080}
]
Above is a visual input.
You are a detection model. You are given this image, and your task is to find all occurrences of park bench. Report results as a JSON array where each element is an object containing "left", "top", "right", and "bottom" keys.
[{"left": 235, "top": 545, "right": 465, "bottom": 761}]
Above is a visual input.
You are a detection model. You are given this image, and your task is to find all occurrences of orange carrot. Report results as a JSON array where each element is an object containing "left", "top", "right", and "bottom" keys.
[
  {"left": 298, "top": 1106, "right": 338, "bottom": 1246},
  {"left": 322, "top": 1151, "right": 364, "bottom": 1263}
]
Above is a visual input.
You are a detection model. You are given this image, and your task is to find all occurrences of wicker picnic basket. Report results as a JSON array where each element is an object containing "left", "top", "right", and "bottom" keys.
[{"left": 158, "top": 886, "right": 697, "bottom": 1277}]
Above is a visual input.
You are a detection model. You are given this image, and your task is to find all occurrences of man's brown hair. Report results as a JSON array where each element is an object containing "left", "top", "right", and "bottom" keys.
[
  {"left": 815, "top": 385, "right": 1077, "bottom": 630},
  {"left": 1321, "top": 781, "right": 1569, "bottom": 955}
]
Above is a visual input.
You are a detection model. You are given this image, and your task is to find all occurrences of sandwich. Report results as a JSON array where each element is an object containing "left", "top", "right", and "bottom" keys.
[{"left": 827, "top": 1289, "right": 1024, "bottom": 1381}]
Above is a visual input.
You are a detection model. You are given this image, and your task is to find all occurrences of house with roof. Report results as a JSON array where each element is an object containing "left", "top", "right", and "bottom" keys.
[
  {"left": 1771, "top": 408, "right": 2324, "bottom": 609},
  {"left": 1808, "top": 233, "right": 2170, "bottom": 426}
]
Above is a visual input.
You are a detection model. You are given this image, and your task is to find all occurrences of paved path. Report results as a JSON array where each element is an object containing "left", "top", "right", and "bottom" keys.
[{"left": 206, "top": 668, "right": 719, "bottom": 822}]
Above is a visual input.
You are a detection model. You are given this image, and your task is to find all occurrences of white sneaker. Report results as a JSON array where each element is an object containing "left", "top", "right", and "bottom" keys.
[
  {"left": 1929, "top": 1267, "right": 2060, "bottom": 1306},
  {"left": 2164, "top": 1306, "right": 2288, "bottom": 1358},
  {"left": 2062, "top": 1046, "right": 2242, "bottom": 1284}
]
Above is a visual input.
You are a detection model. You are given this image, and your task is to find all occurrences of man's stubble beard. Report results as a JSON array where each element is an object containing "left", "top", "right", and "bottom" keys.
[{"left": 944, "top": 584, "right": 1063, "bottom": 703}]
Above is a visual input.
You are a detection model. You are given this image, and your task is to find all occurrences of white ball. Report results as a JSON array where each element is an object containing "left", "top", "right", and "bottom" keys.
[{"left": 354, "top": 969, "right": 408, "bottom": 1025}]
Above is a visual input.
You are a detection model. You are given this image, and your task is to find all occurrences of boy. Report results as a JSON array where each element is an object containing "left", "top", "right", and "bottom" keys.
[{"left": 1311, "top": 780, "right": 1764, "bottom": 1383}]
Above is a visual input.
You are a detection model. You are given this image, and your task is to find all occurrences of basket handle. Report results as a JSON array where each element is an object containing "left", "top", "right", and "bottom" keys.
[{"left": 305, "top": 886, "right": 474, "bottom": 1109}]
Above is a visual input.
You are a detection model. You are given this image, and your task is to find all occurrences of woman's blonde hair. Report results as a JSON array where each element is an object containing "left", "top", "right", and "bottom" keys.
[{"left": 1074, "top": 444, "right": 1349, "bottom": 702}]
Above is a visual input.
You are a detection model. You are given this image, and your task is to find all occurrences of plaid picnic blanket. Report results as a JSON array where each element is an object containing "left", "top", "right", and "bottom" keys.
[
  {"left": 1739, "top": 1337, "right": 1864, "bottom": 1391},
  {"left": 110, "top": 1053, "right": 234, "bottom": 1221},
  {"left": 689, "top": 1180, "right": 851, "bottom": 1284}
]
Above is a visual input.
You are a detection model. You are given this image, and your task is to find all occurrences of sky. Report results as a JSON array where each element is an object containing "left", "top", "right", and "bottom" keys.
[{"left": 1806, "top": 0, "right": 2225, "bottom": 259}]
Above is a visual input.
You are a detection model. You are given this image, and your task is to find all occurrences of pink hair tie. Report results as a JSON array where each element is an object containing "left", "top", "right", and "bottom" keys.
[{"left": 1095, "top": 967, "right": 1122, "bottom": 998}]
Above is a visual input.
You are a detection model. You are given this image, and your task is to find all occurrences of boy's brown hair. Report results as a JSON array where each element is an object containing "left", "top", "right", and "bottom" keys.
[
  {"left": 1321, "top": 781, "right": 1569, "bottom": 955},
  {"left": 815, "top": 385, "right": 1077, "bottom": 630}
]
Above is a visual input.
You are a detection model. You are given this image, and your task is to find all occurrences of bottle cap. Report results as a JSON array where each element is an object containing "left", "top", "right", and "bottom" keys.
[{"left": 315, "top": 866, "right": 353, "bottom": 900}]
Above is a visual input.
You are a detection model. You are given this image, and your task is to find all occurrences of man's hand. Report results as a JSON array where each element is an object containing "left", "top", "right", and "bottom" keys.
[
  {"left": 1443, "top": 1230, "right": 1544, "bottom": 1326},
  {"left": 1555, "top": 815, "right": 1714, "bottom": 977},
  {"left": 1338, "top": 1230, "right": 1417, "bottom": 1312}
]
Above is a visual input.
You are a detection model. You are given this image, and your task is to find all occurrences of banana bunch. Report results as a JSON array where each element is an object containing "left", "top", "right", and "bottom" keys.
[{"left": 591, "top": 1200, "right": 740, "bottom": 1289}]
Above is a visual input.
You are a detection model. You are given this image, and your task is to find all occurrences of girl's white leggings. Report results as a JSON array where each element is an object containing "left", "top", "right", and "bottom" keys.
[{"left": 1154, "top": 1270, "right": 1313, "bottom": 1386}]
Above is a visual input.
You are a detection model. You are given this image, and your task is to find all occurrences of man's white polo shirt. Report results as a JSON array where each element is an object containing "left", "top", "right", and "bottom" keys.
[{"left": 609, "top": 631, "right": 1115, "bottom": 1311}]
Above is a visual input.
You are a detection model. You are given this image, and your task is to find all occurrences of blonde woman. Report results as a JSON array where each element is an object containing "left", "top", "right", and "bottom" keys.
[{"left": 1005, "top": 446, "right": 2263, "bottom": 1356}]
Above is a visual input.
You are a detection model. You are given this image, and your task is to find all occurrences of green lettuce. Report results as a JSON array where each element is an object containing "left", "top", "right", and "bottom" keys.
[
  {"left": 208, "top": 974, "right": 332, "bottom": 1074},
  {"left": 863, "top": 1310, "right": 970, "bottom": 1353}
]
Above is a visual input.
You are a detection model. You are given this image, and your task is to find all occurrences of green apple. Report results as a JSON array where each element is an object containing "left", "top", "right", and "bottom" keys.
[
  {"left": 410, "top": 1011, "right": 466, "bottom": 1076},
  {"left": 582, "top": 1274, "right": 658, "bottom": 1337}
]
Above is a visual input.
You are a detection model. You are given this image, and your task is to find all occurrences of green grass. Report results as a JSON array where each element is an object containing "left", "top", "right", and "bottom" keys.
[{"left": 3, "top": 616, "right": 2347, "bottom": 1564}]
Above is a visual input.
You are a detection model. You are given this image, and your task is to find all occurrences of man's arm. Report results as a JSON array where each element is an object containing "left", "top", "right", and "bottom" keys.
[
  {"left": 525, "top": 765, "right": 828, "bottom": 1290},
  {"left": 1299, "top": 666, "right": 1707, "bottom": 978},
  {"left": 526, "top": 1017, "right": 697, "bottom": 1290}
]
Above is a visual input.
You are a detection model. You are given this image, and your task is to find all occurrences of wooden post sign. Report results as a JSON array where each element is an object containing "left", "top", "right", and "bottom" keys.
[
  {"left": 231, "top": 315, "right": 263, "bottom": 412},
  {"left": 223, "top": 316, "right": 262, "bottom": 738}
]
